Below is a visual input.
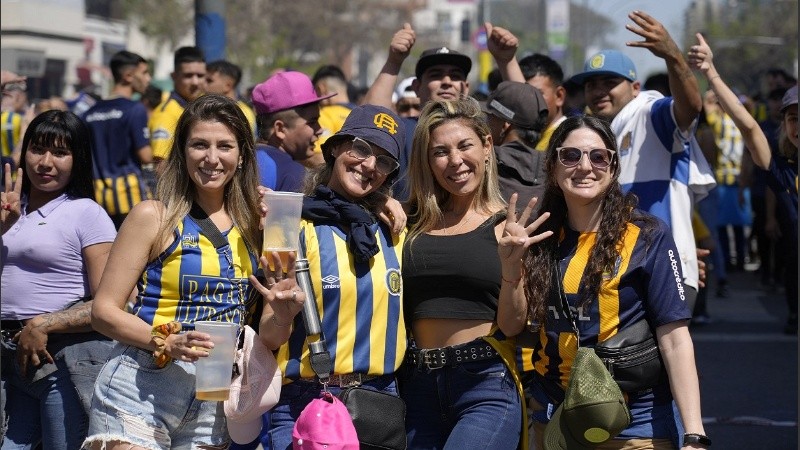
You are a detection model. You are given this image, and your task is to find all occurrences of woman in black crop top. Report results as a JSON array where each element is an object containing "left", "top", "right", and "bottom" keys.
[{"left": 401, "top": 98, "right": 551, "bottom": 450}]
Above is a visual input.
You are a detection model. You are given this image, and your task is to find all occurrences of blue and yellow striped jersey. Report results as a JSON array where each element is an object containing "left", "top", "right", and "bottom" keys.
[
  {"left": 521, "top": 217, "right": 691, "bottom": 385},
  {"left": 132, "top": 214, "right": 258, "bottom": 329},
  {"left": 523, "top": 217, "right": 692, "bottom": 440},
  {"left": 276, "top": 219, "right": 406, "bottom": 381},
  {"left": 1, "top": 111, "right": 21, "bottom": 158},
  {"left": 82, "top": 97, "right": 152, "bottom": 217}
]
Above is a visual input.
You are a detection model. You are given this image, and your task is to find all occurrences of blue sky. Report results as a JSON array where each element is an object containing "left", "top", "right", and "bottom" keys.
[{"left": 584, "top": 0, "right": 694, "bottom": 79}]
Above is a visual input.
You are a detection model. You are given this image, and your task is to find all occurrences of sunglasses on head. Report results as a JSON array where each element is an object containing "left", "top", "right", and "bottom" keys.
[
  {"left": 556, "top": 147, "right": 616, "bottom": 169},
  {"left": 347, "top": 137, "right": 400, "bottom": 175}
]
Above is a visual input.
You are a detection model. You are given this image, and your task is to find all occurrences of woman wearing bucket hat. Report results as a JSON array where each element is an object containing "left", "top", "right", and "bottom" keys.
[
  {"left": 688, "top": 33, "right": 798, "bottom": 335},
  {"left": 497, "top": 115, "right": 709, "bottom": 449},
  {"left": 261, "top": 104, "right": 408, "bottom": 450}
]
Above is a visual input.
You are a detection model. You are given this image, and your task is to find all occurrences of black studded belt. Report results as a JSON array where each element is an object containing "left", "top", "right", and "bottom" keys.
[{"left": 405, "top": 339, "right": 500, "bottom": 370}]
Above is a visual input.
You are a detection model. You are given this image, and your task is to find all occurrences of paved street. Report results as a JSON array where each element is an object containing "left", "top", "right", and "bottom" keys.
[{"left": 691, "top": 268, "right": 798, "bottom": 449}]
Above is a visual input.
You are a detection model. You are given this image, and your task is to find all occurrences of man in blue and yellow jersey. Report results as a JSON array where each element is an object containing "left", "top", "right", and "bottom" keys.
[
  {"left": 205, "top": 60, "right": 256, "bottom": 135},
  {"left": 82, "top": 50, "right": 153, "bottom": 228},
  {"left": 148, "top": 46, "right": 206, "bottom": 164},
  {"left": 306, "top": 65, "right": 356, "bottom": 167}
]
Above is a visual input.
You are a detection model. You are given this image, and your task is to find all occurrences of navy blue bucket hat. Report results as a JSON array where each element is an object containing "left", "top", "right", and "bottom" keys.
[{"left": 321, "top": 104, "right": 405, "bottom": 164}]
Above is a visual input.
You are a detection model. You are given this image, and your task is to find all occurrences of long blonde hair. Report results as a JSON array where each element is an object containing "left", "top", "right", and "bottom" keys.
[
  {"left": 406, "top": 98, "right": 505, "bottom": 245},
  {"left": 154, "top": 94, "right": 262, "bottom": 258}
]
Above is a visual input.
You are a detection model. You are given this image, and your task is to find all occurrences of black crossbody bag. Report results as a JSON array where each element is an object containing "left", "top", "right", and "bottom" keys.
[
  {"left": 594, "top": 317, "right": 665, "bottom": 394},
  {"left": 553, "top": 260, "right": 664, "bottom": 394},
  {"left": 295, "top": 249, "right": 407, "bottom": 450}
]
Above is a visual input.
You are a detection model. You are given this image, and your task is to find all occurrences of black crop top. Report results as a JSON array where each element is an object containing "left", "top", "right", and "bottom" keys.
[{"left": 402, "top": 214, "right": 503, "bottom": 324}]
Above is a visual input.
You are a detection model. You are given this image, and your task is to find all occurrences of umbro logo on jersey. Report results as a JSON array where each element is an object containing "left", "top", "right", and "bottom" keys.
[{"left": 322, "top": 274, "right": 340, "bottom": 290}]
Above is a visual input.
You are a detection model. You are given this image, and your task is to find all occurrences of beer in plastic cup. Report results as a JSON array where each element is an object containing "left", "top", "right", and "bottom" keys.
[
  {"left": 262, "top": 191, "right": 303, "bottom": 271},
  {"left": 194, "top": 321, "right": 238, "bottom": 401}
]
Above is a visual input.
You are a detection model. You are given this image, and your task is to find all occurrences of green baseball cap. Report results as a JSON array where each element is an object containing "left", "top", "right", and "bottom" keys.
[{"left": 543, "top": 347, "right": 631, "bottom": 450}]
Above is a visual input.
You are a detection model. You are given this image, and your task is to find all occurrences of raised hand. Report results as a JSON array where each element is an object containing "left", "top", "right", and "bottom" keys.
[
  {"left": 498, "top": 194, "right": 553, "bottom": 264},
  {"left": 485, "top": 22, "right": 519, "bottom": 65},
  {"left": 1, "top": 163, "right": 23, "bottom": 231},
  {"left": 625, "top": 10, "right": 681, "bottom": 61},
  {"left": 687, "top": 33, "right": 714, "bottom": 74},
  {"left": 251, "top": 251, "right": 305, "bottom": 324},
  {"left": 388, "top": 23, "right": 416, "bottom": 66}
]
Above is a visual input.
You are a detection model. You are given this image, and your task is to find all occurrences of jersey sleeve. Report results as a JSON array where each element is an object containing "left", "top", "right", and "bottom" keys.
[
  {"left": 642, "top": 218, "right": 692, "bottom": 326},
  {"left": 129, "top": 103, "right": 150, "bottom": 154}
]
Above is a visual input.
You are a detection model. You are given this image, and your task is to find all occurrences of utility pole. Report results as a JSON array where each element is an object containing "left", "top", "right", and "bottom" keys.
[{"left": 195, "top": 0, "right": 226, "bottom": 62}]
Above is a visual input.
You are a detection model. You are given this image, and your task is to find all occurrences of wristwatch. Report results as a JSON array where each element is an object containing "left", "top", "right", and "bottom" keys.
[{"left": 683, "top": 433, "right": 712, "bottom": 447}]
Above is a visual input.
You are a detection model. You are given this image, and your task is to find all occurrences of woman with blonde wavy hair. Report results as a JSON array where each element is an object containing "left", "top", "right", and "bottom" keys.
[
  {"left": 401, "top": 97, "right": 551, "bottom": 449},
  {"left": 84, "top": 94, "right": 303, "bottom": 450}
]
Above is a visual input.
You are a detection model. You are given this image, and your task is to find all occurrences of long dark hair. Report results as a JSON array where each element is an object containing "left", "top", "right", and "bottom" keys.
[
  {"left": 19, "top": 109, "right": 94, "bottom": 199},
  {"left": 522, "top": 116, "right": 653, "bottom": 325}
]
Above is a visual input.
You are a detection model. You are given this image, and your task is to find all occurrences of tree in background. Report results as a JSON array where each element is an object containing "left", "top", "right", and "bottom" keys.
[
  {"left": 120, "top": 0, "right": 415, "bottom": 86},
  {"left": 683, "top": 0, "right": 797, "bottom": 97}
]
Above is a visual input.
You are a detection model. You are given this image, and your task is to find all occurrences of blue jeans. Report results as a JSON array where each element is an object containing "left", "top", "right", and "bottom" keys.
[
  {"left": 1, "top": 345, "right": 87, "bottom": 450},
  {"left": 268, "top": 375, "right": 398, "bottom": 450},
  {"left": 400, "top": 357, "right": 521, "bottom": 450},
  {"left": 84, "top": 344, "right": 228, "bottom": 450}
]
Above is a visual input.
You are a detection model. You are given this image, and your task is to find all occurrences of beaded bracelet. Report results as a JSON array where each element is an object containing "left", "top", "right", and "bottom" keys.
[{"left": 152, "top": 321, "right": 182, "bottom": 368}]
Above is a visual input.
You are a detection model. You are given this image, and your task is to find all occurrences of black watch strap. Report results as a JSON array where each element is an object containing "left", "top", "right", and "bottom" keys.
[{"left": 684, "top": 433, "right": 712, "bottom": 447}]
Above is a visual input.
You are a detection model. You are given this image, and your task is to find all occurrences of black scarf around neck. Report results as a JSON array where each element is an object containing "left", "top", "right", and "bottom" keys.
[{"left": 301, "top": 185, "right": 379, "bottom": 262}]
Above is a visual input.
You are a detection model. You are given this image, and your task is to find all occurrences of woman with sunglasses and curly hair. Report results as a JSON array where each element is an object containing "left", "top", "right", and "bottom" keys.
[{"left": 497, "top": 116, "right": 708, "bottom": 449}]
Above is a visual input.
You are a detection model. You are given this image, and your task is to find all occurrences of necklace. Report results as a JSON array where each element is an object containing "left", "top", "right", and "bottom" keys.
[{"left": 441, "top": 210, "right": 477, "bottom": 235}]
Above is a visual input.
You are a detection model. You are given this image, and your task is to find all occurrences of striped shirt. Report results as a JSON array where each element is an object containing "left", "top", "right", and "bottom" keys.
[
  {"left": 132, "top": 214, "right": 258, "bottom": 329},
  {"left": 1, "top": 111, "right": 21, "bottom": 158},
  {"left": 82, "top": 97, "right": 151, "bottom": 217},
  {"left": 276, "top": 218, "right": 406, "bottom": 381},
  {"left": 612, "top": 90, "right": 716, "bottom": 289},
  {"left": 526, "top": 217, "right": 691, "bottom": 440}
]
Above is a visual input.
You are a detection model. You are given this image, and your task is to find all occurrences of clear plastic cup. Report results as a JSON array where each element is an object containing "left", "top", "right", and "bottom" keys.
[
  {"left": 262, "top": 191, "right": 304, "bottom": 271},
  {"left": 194, "top": 321, "right": 238, "bottom": 401}
]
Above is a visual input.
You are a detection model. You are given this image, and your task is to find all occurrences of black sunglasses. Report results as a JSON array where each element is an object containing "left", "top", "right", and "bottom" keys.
[{"left": 556, "top": 147, "right": 616, "bottom": 169}]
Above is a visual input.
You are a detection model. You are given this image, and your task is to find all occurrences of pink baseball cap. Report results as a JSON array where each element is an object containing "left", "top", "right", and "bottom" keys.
[
  {"left": 292, "top": 393, "right": 359, "bottom": 450},
  {"left": 252, "top": 71, "right": 336, "bottom": 114}
]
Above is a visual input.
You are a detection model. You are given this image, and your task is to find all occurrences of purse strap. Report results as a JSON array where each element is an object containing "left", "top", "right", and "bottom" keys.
[
  {"left": 551, "top": 260, "right": 579, "bottom": 342},
  {"left": 188, "top": 204, "right": 248, "bottom": 337}
]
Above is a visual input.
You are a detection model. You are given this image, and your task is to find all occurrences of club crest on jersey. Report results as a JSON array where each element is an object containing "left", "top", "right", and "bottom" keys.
[
  {"left": 385, "top": 268, "right": 402, "bottom": 295},
  {"left": 182, "top": 232, "right": 199, "bottom": 248}
]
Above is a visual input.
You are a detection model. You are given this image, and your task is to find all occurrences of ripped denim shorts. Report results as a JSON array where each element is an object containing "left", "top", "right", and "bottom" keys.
[{"left": 82, "top": 343, "right": 228, "bottom": 450}]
